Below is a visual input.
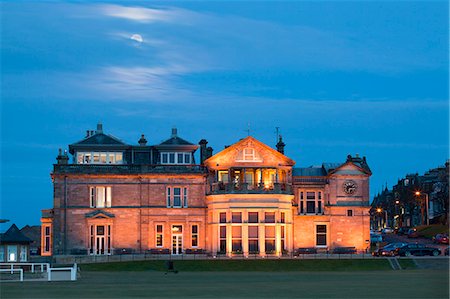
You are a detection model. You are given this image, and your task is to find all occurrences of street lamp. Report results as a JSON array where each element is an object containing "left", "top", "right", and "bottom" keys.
[
  {"left": 376, "top": 208, "right": 388, "bottom": 228},
  {"left": 415, "top": 191, "right": 429, "bottom": 226}
]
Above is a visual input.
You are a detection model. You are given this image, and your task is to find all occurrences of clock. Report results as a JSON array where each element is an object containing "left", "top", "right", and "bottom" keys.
[{"left": 343, "top": 180, "right": 357, "bottom": 195}]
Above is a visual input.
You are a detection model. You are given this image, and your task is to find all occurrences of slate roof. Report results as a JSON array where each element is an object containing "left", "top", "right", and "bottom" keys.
[
  {"left": 159, "top": 136, "right": 194, "bottom": 146},
  {"left": 293, "top": 156, "right": 371, "bottom": 177},
  {"left": 0, "top": 224, "right": 32, "bottom": 244},
  {"left": 292, "top": 167, "right": 325, "bottom": 177},
  {"left": 72, "top": 133, "right": 127, "bottom": 146}
]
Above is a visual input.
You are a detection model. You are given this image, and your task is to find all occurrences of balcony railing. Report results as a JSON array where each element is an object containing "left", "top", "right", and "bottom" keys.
[
  {"left": 208, "top": 182, "right": 292, "bottom": 195},
  {"left": 53, "top": 164, "right": 207, "bottom": 175}
]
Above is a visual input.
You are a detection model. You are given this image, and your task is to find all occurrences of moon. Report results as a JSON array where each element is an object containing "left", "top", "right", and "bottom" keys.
[{"left": 130, "top": 34, "right": 143, "bottom": 43}]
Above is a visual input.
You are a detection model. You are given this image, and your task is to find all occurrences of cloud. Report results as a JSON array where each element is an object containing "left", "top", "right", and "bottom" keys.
[{"left": 100, "top": 5, "right": 176, "bottom": 23}]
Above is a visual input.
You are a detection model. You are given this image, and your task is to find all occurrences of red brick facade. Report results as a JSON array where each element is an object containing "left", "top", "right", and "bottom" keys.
[{"left": 42, "top": 125, "right": 371, "bottom": 257}]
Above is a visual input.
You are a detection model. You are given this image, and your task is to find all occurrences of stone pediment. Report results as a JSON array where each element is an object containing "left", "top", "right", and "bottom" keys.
[
  {"left": 204, "top": 136, "right": 295, "bottom": 169},
  {"left": 85, "top": 210, "right": 115, "bottom": 219},
  {"left": 328, "top": 163, "right": 370, "bottom": 176}
]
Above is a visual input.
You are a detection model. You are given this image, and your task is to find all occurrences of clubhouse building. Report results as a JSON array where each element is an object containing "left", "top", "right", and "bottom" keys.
[{"left": 41, "top": 124, "right": 371, "bottom": 257}]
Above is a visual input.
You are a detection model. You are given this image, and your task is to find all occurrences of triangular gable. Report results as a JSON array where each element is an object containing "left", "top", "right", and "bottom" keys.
[
  {"left": 85, "top": 210, "right": 115, "bottom": 219},
  {"left": 204, "top": 136, "right": 295, "bottom": 169},
  {"left": 328, "top": 162, "right": 371, "bottom": 176},
  {"left": 0, "top": 224, "right": 32, "bottom": 244}
]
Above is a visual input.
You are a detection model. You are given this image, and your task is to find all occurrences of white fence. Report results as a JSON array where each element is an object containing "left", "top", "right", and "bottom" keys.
[{"left": 0, "top": 263, "right": 77, "bottom": 282}]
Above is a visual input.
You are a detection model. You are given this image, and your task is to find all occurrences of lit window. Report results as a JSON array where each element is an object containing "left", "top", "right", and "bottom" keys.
[
  {"left": 248, "top": 226, "right": 259, "bottom": 253},
  {"left": 89, "top": 186, "right": 112, "bottom": 208},
  {"left": 232, "top": 226, "right": 242, "bottom": 253},
  {"left": 191, "top": 225, "right": 199, "bottom": 247},
  {"left": 166, "top": 187, "right": 188, "bottom": 208},
  {"left": 156, "top": 225, "right": 163, "bottom": 247},
  {"left": 265, "top": 226, "right": 275, "bottom": 253},
  {"left": 77, "top": 152, "right": 123, "bottom": 164}
]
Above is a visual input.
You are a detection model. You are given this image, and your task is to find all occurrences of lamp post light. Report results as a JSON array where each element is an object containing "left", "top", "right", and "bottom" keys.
[
  {"left": 376, "top": 208, "right": 388, "bottom": 228},
  {"left": 415, "top": 191, "right": 429, "bottom": 226}
]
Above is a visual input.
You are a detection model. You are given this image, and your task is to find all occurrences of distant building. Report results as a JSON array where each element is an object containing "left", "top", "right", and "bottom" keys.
[
  {"left": 371, "top": 161, "right": 449, "bottom": 229},
  {"left": 20, "top": 225, "right": 41, "bottom": 256},
  {"left": 41, "top": 124, "right": 371, "bottom": 257},
  {"left": 0, "top": 224, "right": 32, "bottom": 262}
]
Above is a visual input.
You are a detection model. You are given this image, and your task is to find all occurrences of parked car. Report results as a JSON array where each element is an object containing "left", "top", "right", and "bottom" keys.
[
  {"left": 381, "top": 227, "right": 394, "bottom": 234},
  {"left": 432, "top": 234, "right": 449, "bottom": 244},
  {"left": 370, "top": 233, "right": 383, "bottom": 243},
  {"left": 395, "top": 244, "right": 441, "bottom": 257},
  {"left": 407, "top": 228, "right": 419, "bottom": 238},
  {"left": 372, "top": 242, "right": 408, "bottom": 257},
  {"left": 396, "top": 227, "right": 411, "bottom": 235}
]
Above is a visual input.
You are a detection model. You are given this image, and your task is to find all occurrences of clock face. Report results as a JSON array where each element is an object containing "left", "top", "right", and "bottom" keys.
[{"left": 343, "top": 180, "right": 358, "bottom": 195}]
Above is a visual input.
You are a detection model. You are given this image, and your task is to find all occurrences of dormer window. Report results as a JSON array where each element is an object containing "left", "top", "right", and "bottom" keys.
[
  {"left": 77, "top": 152, "right": 123, "bottom": 164},
  {"left": 160, "top": 152, "right": 192, "bottom": 165}
]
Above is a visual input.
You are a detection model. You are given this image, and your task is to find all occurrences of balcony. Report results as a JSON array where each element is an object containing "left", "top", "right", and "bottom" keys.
[
  {"left": 53, "top": 164, "right": 207, "bottom": 175},
  {"left": 208, "top": 182, "right": 292, "bottom": 195}
]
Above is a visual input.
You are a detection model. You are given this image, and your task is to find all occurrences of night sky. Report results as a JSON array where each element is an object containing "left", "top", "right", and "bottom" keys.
[{"left": 1, "top": 1, "right": 448, "bottom": 230}]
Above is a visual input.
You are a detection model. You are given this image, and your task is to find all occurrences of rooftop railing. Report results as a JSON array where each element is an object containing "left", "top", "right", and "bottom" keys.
[
  {"left": 208, "top": 182, "right": 293, "bottom": 195},
  {"left": 53, "top": 164, "right": 207, "bottom": 175}
]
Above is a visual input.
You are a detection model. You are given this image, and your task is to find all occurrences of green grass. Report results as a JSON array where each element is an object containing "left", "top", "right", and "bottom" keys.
[
  {"left": 397, "top": 259, "right": 417, "bottom": 270},
  {"left": 415, "top": 224, "right": 449, "bottom": 239},
  {"left": 1, "top": 270, "right": 448, "bottom": 299},
  {"left": 80, "top": 259, "right": 392, "bottom": 272}
]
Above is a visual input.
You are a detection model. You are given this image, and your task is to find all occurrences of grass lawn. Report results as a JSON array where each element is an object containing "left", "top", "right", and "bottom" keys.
[
  {"left": 1, "top": 269, "right": 448, "bottom": 299},
  {"left": 79, "top": 259, "right": 393, "bottom": 272}
]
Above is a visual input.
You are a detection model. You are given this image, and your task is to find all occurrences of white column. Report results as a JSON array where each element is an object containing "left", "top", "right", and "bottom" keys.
[
  {"left": 226, "top": 223, "right": 232, "bottom": 257},
  {"left": 258, "top": 224, "right": 265, "bottom": 257},
  {"left": 242, "top": 223, "right": 249, "bottom": 256},
  {"left": 275, "top": 224, "right": 281, "bottom": 256}
]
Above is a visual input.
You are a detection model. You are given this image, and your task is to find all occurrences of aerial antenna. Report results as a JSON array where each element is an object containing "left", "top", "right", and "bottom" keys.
[{"left": 245, "top": 122, "right": 251, "bottom": 136}]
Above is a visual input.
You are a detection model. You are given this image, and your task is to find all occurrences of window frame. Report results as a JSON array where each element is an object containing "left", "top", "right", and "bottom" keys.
[
  {"left": 89, "top": 186, "right": 112, "bottom": 208},
  {"left": 156, "top": 224, "right": 164, "bottom": 247},
  {"left": 166, "top": 186, "right": 188, "bottom": 208},
  {"left": 160, "top": 152, "right": 192, "bottom": 165}
]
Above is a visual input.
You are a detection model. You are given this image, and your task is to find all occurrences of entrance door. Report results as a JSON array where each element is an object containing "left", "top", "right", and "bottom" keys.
[
  {"left": 171, "top": 225, "right": 183, "bottom": 255},
  {"left": 96, "top": 225, "right": 105, "bottom": 255},
  {"left": 172, "top": 235, "right": 183, "bottom": 255}
]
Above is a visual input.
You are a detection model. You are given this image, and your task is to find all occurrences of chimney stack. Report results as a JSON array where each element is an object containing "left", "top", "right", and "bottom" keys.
[
  {"left": 199, "top": 139, "right": 208, "bottom": 164},
  {"left": 96, "top": 123, "right": 103, "bottom": 134},
  {"left": 171, "top": 127, "right": 177, "bottom": 137},
  {"left": 56, "top": 148, "right": 69, "bottom": 164},
  {"left": 206, "top": 146, "right": 213, "bottom": 160},
  {"left": 276, "top": 135, "right": 285, "bottom": 154},
  {"left": 138, "top": 134, "right": 147, "bottom": 146}
]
